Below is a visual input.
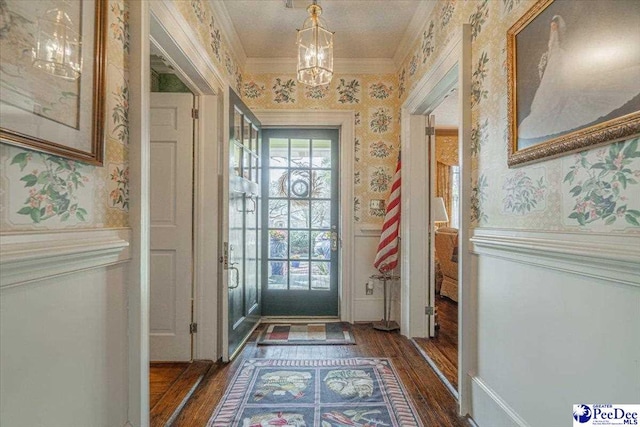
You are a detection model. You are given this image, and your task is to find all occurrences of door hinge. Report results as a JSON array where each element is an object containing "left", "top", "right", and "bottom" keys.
[
  {"left": 192, "top": 108, "right": 199, "bottom": 119},
  {"left": 190, "top": 323, "right": 198, "bottom": 334},
  {"left": 425, "top": 126, "right": 435, "bottom": 136},
  {"left": 425, "top": 306, "right": 435, "bottom": 316}
]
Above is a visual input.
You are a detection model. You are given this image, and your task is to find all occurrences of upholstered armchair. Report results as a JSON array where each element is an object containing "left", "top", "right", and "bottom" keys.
[{"left": 434, "top": 227, "right": 458, "bottom": 302}]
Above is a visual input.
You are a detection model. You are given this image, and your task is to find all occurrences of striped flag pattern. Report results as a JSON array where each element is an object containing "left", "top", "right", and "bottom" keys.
[{"left": 374, "top": 157, "right": 401, "bottom": 273}]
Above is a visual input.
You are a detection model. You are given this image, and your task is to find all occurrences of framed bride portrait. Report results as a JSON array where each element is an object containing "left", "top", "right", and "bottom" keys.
[{"left": 507, "top": 0, "right": 640, "bottom": 167}]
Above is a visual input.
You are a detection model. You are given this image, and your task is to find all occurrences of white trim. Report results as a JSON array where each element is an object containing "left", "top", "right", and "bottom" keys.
[
  {"left": 193, "top": 95, "right": 221, "bottom": 361},
  {"left": 0, "top": 228, "right": 131, "bottom": 288},
  {"left": 128, "top": 2, "right": 151, "bottom": 426},
  {"left": 151, "top": 0, "right": 229, "bottom": 365},
  {"left": 207, "top": 0, "right": 248, "bottom": 69},
  {"left": 470, "top": 228, "right": 640, "bottom": 287},
  {"left": 471, "top": 376, "right": 530, "bottom": 427},
  {"left": 392, "top": 0, "right": 438, "bottom": 70},
  {"left": 400, "top": 113, "right": 428, "bottom": 339},
  {"left": 150, "top": 0, "right": 227, "bottom": 91},
  {"left": 255, "top": 109, "right": 355, "bottom": 324},
  {"left": 400, "top": 25, "right": 472, "bottom": 418},
  {"left": 244, "top": 57, "right": 396, "bottom": 75}
]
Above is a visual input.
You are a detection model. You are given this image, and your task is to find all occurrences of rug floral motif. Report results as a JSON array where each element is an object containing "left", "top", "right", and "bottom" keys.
[{"left": 207, "top": 358, "right": 423, "bottom": 427}]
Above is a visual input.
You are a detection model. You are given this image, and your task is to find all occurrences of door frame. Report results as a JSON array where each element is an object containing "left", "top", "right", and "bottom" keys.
[
  {"left": 400, "top": 25, "right": 474, "bottom": 417},
  {"left": 129, "top": 2, "right": 227, "bottom": 425},
  {"left": 255, "top": 110, "right": 355, "bottom": 324}
]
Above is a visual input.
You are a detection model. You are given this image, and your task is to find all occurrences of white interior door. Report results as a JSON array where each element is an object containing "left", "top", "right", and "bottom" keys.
[{"left": 150, "top": 92, "right": 194, "bottom": 361}]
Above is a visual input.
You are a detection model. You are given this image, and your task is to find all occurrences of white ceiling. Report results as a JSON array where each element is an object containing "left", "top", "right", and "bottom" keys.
[{"left": 217, "top": 0, "right": 432, "bottom": 62}]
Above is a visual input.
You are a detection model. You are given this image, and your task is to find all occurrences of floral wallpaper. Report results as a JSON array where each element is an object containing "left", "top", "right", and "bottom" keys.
[
  {"left": 173, "top": 0, "right": 243, "bottom": 95},
  {"left": 1, "top": 0, "right": 130, "bottom": 231},
  {"left": 398, "top": 0, "right": 639, "bottom": 233},
  {"left": 242, "top": 73, "right": 399, "bottom": 224}
]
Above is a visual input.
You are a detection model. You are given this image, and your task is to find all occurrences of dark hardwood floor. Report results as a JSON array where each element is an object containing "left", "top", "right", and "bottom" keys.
[
  {"left": 150, "top": 322, "right": 468, "bottom": 426},
  {"left": 150, "top": 362, "right": 189, "bottom": 408},
  {"left": 414, "top": 296, "right": 458, "bottom": 390}
]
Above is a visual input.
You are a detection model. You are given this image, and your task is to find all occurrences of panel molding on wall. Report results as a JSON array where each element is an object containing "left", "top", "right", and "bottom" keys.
[
  {"left": 470, "top": 228, "right": 640, "bottom": 287},
  {"left": 0, "top": 228, "right": 131, "bottom": 288}
]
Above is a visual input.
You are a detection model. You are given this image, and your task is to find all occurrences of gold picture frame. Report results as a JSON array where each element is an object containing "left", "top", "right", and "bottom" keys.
[
  {"left": 0, "top": 0, "right": 107, "bottom": 165},
  {"left": 507, "top": 0, "right": 640, "bottom": 167}
]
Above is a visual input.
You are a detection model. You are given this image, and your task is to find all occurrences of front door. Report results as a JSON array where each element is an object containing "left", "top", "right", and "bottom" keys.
[
  {"left": 149, "top": 92, "right": 194, "bottom": 361},
  {"left": 222, "top": 90, "right": 262, "bottom": 360},
  {"left": 261, "top": 129, "right": 339, "bottom": 316}
]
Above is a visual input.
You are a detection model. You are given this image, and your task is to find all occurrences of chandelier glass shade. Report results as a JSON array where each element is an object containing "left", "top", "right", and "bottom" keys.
[
  {"left": 33, "top": 3, "right": 82, "bottom": 80},
  {"left": 296, "top": 2, "right": 333, "bottom": 87}
]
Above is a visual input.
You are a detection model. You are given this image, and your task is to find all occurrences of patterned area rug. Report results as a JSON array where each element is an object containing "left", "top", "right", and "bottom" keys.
[
  {"left": 257, "top": 323, "right": 356, "bottom": 345},
  {"left": 207, "top": 358, "right": 424, "bottom": 427}
]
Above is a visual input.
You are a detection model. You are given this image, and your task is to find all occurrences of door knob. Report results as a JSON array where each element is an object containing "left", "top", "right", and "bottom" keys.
[{"left": 331, "top": 231, "right": 339, "bottom": 251}]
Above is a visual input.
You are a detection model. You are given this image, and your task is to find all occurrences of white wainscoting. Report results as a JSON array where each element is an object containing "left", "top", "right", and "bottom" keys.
[
  {"left": 353, "top": 226, "right": 401, "bottom": 322},
  {"left": 0, "top": 228, "right": 131, "bottom": 427},
  {"left": 468, "top": 228, "right": 640, "bottom": 427}
]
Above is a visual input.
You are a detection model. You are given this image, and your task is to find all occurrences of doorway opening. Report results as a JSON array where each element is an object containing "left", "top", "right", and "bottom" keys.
[
  {"left": 261, "top": 129, "right": 340, "bottom": 317},
  {"left": 413, "top": 86, "right": 461, "bottom": 394}
]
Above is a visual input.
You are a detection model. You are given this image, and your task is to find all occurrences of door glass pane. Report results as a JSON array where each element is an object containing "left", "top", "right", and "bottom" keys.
[
  {"left": 289, "top": 261, "right": 309, "bottom": 290},
  {"left": 311, "top": 262, "right": 330, "bottom": 290},
  {"left": 290, "top": 170, "right": 311, "bottom": 198},
  {"left": 289, "top": 230, "right": 310, "bottom": 259},
  {"left": 268, "top": 230, "right": 288, "bottom": 259},
  {"left": 291, "top": 138, "right": 310, "bottom": 167},
  {"left": 250, "top": 126, "right": 257, "bottom": 152},
  {"left": 290, "top": 200, "right": 309, "bottom": 228},
  {"left": 312, "top": 170, "right": 331, "bottom": 198},
  {"left": 269, "top": 169, "right": 288, "bottom": 197},
  {"left": 268, "top": 199, "right": 288, "bottom": 228},
  {"left": 243, "top": 117, "right": 251, "bottom": 148},
  {"left": 269, "top": 138, "right": 288, "bottom": 167},
  {"left": 311, "top": 231, "right": 331, "bottom": 260},
  {"left": 243, "top": 151, "right": 251, "bottom": 180},
  {"left": 311, "top": 201, "right": 331, "bottom": 228},
  {"left": 252, "top": 154, "right": 259, "bottom": 185},
  {"left": 233, "top": 108, "right": 242, "bottom": 142},
  {"left": 232, "top": 143, "right": 242, "bottom": 176},
  {"left": 312, "top": 139, "right": 332, "bottom": 168},
  {"left": 268, "top": 261, "right": 287, "bottom": 289}
]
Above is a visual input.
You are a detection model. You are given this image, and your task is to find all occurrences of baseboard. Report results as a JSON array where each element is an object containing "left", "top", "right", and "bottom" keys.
[{"left": 470, "top": 376, "right": 530, "bottom": 427}]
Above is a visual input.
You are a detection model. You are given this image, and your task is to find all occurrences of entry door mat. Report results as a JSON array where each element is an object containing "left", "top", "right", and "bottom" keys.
[
  {"left": 207, "top": 358, "right": 424, "bottom": 427},
  {"left": 257, "top": 323, "right": 356, "bottom": 345}
]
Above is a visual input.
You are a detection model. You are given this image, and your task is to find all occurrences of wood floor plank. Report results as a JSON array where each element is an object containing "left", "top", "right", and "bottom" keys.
[
  {"left": 414, "top": 296, "right": 458, "bottom": 389},
  {"left": 150, "top": 360, "right": 213, "bottom": 427},
  {"left": 149, "top": 362, "right": 190, "bottom": 409},
  {"left": 160, "top": 323, "right": 468, "bottom": 427}
]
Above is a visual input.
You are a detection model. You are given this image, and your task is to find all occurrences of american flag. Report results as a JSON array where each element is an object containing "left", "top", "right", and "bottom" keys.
[{"left": 373, "top": 157, "right": 401, "bottom": 273}]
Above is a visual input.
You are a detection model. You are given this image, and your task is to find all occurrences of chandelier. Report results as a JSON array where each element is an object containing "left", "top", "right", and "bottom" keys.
[
  {"left": 33, "top": 2, "right": 82, "bottom": 80},
  {"left": 296, "top": 1, "right": 334, "bottom": 87}
]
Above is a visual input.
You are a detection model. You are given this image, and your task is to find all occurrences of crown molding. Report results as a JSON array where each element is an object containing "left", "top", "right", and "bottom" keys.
[
  {"left": 244, "top": 57, "right": 396, "bottom": 75},
  {"left": 207, "top": 0, "right": 247, "bottom": 68},
  {"left": 392, "top": 0, "right": 437, "bottom": 71}
]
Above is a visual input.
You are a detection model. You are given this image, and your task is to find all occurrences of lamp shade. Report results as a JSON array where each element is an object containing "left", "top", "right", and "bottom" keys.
[{"left": 433, "top": 197, "right": 449, "bottom": 223}]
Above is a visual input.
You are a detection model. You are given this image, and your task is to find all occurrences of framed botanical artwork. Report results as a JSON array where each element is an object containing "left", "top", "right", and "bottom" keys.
[
  {"left": 507, "top": 0, "right": 640, "bottom": 167},
  {"left": 0, "top": 0, "right": 107, "bottom": 165}
]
